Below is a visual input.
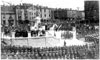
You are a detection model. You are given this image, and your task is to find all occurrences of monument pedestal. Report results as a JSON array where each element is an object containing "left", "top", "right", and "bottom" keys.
[
  {"left": 12, "top": 32, "right": 15, "bottom": 38},
  {"left": 28, "top": 32, "right": 31, "bottom": 38},
  {"left": 72, "top": 27, "right": 77, "bottom": 40}
]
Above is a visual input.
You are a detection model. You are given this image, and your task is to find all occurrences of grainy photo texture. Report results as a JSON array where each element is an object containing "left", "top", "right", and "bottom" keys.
[{"left": 1, "top": 0, "right": 99, "bottom": 59}]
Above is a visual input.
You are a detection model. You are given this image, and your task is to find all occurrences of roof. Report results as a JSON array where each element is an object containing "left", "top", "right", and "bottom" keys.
[{"left": 1, "top": 5, "right": 15, "bottom": 11}]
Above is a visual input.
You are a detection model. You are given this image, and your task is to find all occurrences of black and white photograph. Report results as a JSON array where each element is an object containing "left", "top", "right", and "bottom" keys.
[{"left": 1, "top": 0, "right": 99, "bottom": 59}]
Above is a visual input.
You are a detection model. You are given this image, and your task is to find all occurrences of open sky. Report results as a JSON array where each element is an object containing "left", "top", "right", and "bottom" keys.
[{"left": 1, "top": 0, "right": 84, "bottom": 10}]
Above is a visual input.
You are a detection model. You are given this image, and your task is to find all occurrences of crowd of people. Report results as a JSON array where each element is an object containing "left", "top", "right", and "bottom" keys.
[
  {"left": 1, "top": 36, "right": 99, "bottom": 59},
  {"left": 1, "top": 20, "right": 99, "bottom": 59},
  {"left": 85, "top": 37, "right": 99, "bottom": 43},
  {"left": 76, "top": 24, "right": 99, "bottom": 38}
]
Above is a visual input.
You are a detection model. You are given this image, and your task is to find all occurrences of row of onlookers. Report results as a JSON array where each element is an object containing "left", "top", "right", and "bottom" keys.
[
  {"left": 76, "top": 24, "right": 99, "bottom": 38},
  {"left": 1, "top": 40, "right": 99, "bottom": 59}
]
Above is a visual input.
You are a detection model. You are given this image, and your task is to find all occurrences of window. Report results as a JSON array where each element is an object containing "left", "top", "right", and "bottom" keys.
[
  {"left": 32, "top": 17, "right": 34, "bottom": 19},
  {"left": 45, "top": 14, "right": 46, "bottom": 17},
  {"left": 20, "top": 11, "right": 22, "bottom": 15},
  {"left": 9, "top": 15, "right": 13, "bottom": 20},
  {"left": 49, "top": 14, "right": 50, "bottom": 17},
  {"left": 3, "top": 20, "right": 6, "bottom": 25},
  {"left": 18, "top": 16, "right": 21, "bottom": 20},
  {"left": 41, "top": 14, "right": 42, "bottom": 17},
  {"left": 8, "top": 20, "right": 14, "bottom": 26},
  {"left": 40, "top": 9, "right": 42, "bottom": 12},
  {"left": 30, "top": 12, "right": 31, "bottom": 15},
  {"left": 3, "top": 16, "right": 5, "bottom": 19},
  {"left": 25, "top": 16, "right": 28, "bottom": 19},
  {"left": 44, "top": 9, "right": 46, "bottom": 12},
  {"left": 34, "top": 13, "right": 36, "bottom": 15}
]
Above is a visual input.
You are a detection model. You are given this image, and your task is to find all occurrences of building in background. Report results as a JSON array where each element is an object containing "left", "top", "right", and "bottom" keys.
[
  {"left": 84, "top": 1, "right": 99, "bottom": 23},
  {"left": 16, "top": 3, "right": 33, "bottom": 21},
  {"left": 67, "top": 9, "right": 85, "bottom": 21},
  {"left": 67, "top": 9, "right": 77, "bottom": 20},
  {"left": 37, "top": 6, "right": 52, "bottom": 20},
  {"left": 53, "top": 8, "right": 85, "bottom": 22},
  {"left": 1, "top": 3, "right": 86, "bottom": 27},
  {"left": 53, "top": 8, "right": 68, "bottom": 20},
  {"left": 16, "top": 6, "right": 25, "bottom": 21},
  {"left": 78, "top": 11, "right": 85, "bottom": 20},
  {"left": 50, "top": 8, "right": 55, "bottom": 19},
  {"left": 26, "top": 5, "right": 52, "bottom": 20},
  {"left": 27, "top": 5, "right": 39, "bottom": 26},
  {"left": 1, "top": 5, "right": 16, "bottom": 27},
  {"left": 27, "top": 5, "right": 41, "bottom": 21}
]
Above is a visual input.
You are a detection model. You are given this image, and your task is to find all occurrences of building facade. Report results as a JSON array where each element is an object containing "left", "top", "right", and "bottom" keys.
[
  {"left": 27, "top": 5, "right": 52, "bottom": 20},
  {"left": 53, "top": 8, "right": 67, "bottom": 20},
  {"left": 37, "top": 6, "right": 52, "bottom": 20},
  {"left": 1, "top": 5, "right": 16, "bottom": 26},
  {"left": 78, "top": 11, "right": 85, "bottom": 20},
  {"left": 40, "top": 7, "right": 51, "bottom": 20},
  {"left": 27, "top": 5, "right": 39, "bottom": 21},
  {"left": 16, "top": 8, "right": 25, "bottom": 21},
  {"left": 1, "top": 3, "right": 86, "bottom": 27},
  {"left": 67, "top": 10, "right": 77, "bottom": 20},
  {"left": 16, "top": 3, "right": 33, "bottom": 21},
  {"left": 84, "top": 1, "right": 99, "bottom": 23},
  {"left": 67, "top": 9, "right": 85, "bottom": 21}
]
